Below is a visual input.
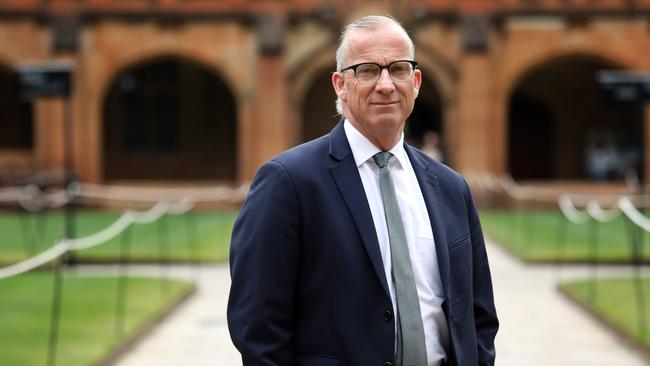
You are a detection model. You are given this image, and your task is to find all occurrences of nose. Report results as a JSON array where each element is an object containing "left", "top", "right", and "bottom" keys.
[{"left": 375, "top": 68, "right": 395, "bottom": 94}]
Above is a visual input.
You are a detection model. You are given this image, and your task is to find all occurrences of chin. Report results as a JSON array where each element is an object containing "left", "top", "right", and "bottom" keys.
[{"left": 371, "top": 114, "right": 403, "bottom": 129}]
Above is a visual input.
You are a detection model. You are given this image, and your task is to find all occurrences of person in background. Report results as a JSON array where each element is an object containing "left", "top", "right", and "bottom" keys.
[
  {"left": 421, "top": 130, "right": 444, "bottom": 162},
  {"left": 586, "top": 139, "right": 619, "bottom": 181}
]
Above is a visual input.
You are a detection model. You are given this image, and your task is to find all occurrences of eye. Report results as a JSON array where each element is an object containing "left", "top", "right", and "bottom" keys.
[
  {"left": 356, "top": 64, "right": 379, "bottom": 78},
  {"left": 390, "top": 62, "right": 411, "bottom": 78}
]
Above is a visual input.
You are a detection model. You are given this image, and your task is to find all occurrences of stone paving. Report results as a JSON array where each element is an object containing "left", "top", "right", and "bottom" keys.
[
  {"left": 107, "top": 239, "right": 649, "bottom": 365},
  {"left": 489, "top": 242, "right": 648, "bottom": 366}
]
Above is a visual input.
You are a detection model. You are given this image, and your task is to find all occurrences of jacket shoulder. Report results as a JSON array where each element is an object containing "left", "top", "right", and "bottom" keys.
[
  {"left": 408, "top": 145, "right": 467, "bottom": 187},
  {"left": 270, "top": 134, "right": 330, "bottom": 170}
]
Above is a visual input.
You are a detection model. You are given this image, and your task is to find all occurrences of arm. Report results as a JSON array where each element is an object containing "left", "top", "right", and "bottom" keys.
[
  {"left": 463, "top": 179, "right": 499, "bottom": 366},
  {"left": 227, "top": 161, "right": 301, "bottom": 366}
]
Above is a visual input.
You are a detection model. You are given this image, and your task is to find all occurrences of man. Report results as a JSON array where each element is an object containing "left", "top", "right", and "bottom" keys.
[{"left": 228, "top": 15, "right": 498, "bottom": 366}]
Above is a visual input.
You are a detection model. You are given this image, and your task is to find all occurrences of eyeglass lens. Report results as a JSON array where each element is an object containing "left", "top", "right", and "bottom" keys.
[{"left": 355, "top": 61, "right": 414, "bottom": 83}]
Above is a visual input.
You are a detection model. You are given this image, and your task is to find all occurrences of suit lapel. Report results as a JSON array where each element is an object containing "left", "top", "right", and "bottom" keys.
[
  {"left": 328, "top": 122, "right": 391, "bottom": 298},
  {"left": 406, "top": 145, "right": 450, "bottom": 298}
]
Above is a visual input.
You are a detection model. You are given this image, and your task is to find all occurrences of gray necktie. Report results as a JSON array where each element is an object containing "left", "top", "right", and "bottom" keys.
[{"left": 374, "top": 151, "right": 428, "bottom": 366}]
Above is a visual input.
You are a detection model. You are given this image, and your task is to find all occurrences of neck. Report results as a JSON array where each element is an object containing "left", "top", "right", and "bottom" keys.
[
  {"left": 372, "top": 133, "right": 401, "bottom": 151},
  {"left": 346, "top": 118, "right": 403, "bottom": 152}
]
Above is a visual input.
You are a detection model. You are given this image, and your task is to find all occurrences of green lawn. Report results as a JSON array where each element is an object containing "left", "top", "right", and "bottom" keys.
[
  {"left": 0, "top": 272, "right": 194, "bottom": 366},
  {"left": 479, "top": 209, "right": 646, "bottom": 263},
  {"left": 0, "top": 210, "right": 237, "bottom": 265},
  {"left": 561, "top": 277, "right": 650, "bottom": 346}
]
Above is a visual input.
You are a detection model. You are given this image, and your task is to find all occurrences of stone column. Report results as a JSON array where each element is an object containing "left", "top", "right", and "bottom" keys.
[
  {"left": 34, "top": 99, "right": 66, "bottom": 169},
  {"left": 453, "top": 14, "right": 494, "bottom": 175},
  {"left": 246, "top": 14, "right": 290, "bottom": 180}
]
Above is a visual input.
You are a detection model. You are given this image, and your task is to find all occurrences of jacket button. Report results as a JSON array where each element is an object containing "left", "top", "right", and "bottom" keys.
[
  {"left": 384, "top": 309, "right": 393, "bottom": 321},
  {"left": 384, "top": 362, "right": 393, "bottom": 366}
]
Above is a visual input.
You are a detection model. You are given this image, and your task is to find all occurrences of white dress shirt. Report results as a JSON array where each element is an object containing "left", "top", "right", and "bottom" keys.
[{"left": 344, "top": 120, "right": 450, "bottom": 366}]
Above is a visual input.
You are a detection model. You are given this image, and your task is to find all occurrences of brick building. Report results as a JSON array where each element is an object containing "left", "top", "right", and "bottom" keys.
[{"left": 1, "top": 0, "right": 649, "bottom": 184}]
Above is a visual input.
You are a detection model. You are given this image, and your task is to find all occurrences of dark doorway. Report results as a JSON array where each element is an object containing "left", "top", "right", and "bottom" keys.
[
  {"left": 301, "top": 67, "right": 339, "bottom": 143},
  {"left": 103, "top": 57, "right": 237, "bottom": 181},
  {"left": 0, "top": 66, "right": 33, "bottom": 149},
  {"left": 508, "top": 55, "right": 641, "bottom": 181},
  {"left": 406, "top": 75, "right": 444, "bottom": 162},
  {"left": 508, "top": 94, "right": 554, "bottom": 179}
]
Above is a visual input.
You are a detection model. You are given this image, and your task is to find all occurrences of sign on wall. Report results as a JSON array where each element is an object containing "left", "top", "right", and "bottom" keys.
[
  {"left": 598, "top": 70, "right": 650, "bottom": 103},
  {"left": 18, "top": 61, "right": 74, "bottom": 100}
]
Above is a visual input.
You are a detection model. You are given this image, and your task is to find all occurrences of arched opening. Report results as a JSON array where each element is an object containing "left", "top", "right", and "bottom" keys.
[
  {"left": 103, "top": 57, "right": 237, "bottom": 181},
  {"left": 406, "top": 74, "right": 444, "bottom": 162},
  {"left": 0, "top": 65, "right": 33, "bottom": 150},
  {"left": 301, "top": 66, "right": 339, "bottom": 143},
  {"left": 508, "top": 55, "right": 641, "bottom": 181}
]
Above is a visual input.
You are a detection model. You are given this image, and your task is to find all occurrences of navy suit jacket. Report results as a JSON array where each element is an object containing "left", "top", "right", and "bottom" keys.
[{"left": 228, "top": 122, "right": 498, "bottom": 366}]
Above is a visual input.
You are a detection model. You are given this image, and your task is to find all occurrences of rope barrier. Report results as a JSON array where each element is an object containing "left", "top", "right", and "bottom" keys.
[
  {"left": 0, "top": 185, "right": 33, "bottom": 202},
  {"left": 77, "top": 182, "right": 249, "bottom": 203},
  {"left": 0, "top": 199, "right": 194, "bottom": 280},
  {"left": 467, "top": 172, "right": 650, "bottom": 207},
  {"left": 557, "top": 194, "right": 591, "bottom": 224},
  {"left": 18, "top": 189, "right": 72, "bottom": 212},
  {"left": 0, "top": 180, "right": 249, "bottom": 280},
  {"left": 466, "top": 173, "right": 650, "bottom": 231},
  {"left": 0, "top": 241, "right": 68, "bottom": 280},
  {"left": 0, "top": 181, "right": 249, "bottom": 208},
  {"left": 585, "top": 201, "right": 620, "bottom": 223},
  {"left": 619, "top": 196, "right": 650, "bottom": 232}
]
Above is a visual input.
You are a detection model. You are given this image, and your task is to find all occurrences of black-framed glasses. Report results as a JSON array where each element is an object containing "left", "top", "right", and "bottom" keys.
[{"left": 339, "top": 60, "right": 418, "bottom": 84}]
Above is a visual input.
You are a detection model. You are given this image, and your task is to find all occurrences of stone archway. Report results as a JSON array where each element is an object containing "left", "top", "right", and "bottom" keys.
[
  {"left": 406, "top": 74, "right": 445, "bottom": 162},
  {"left": 102, "top": 56, "right": 237, "bottom": 181},
  {"left": 0, "top": 64, "right": 33, "bottom": 150},
  {"left": 301, "top": 65, "right": 339, "bottom": 143},
  {"left": 507, "top": 54, "right": 640, "bottom": 181}
]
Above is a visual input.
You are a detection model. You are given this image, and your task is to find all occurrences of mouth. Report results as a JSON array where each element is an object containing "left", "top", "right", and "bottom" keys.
[{"left": 370, "top": 101, "right": 399, "bottom": 106}]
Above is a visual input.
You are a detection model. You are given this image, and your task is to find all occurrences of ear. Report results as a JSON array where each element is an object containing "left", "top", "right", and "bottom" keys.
[
  {"left": 332, "top": 72, "right": 348, "bottom": 103},
  {"left": 413, "top": 69, "right": 422, "bottom": 97}
]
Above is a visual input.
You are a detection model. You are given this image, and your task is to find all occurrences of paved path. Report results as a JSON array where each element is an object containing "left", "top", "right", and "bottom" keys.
[
  {"left": 489, "top": 242, "right": 648, "bottom": 366},
  {"left": 106, "top": 239, "right": 649, "bottom": 365}
]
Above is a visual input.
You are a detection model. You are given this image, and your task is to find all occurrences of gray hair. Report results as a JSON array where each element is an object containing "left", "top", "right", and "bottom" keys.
[{"left": 334, "top": 15, "right": 415, "bottom": 114}]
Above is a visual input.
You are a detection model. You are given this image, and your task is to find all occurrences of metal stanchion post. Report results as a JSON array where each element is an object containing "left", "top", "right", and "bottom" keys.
[
  {"left": 37, "top": 209, "right": 48, "bottom": 250},
  {"left": 525, "top": 202, "right": 535, "bottom": 258},
  {"left": 157, "top": 214, "right": 170, "bottom": 299},
  {"left": 184, "top": 210, "right": 200, "bottom": 280},
  {"left": 115, "top": 226, "right": 133, "bottom": 337},
  {"left": 63, "top": 97, "right": 76, "bottom": 267},
  {"left": 587, "top": 218, "right": 599, "bottom": 304},
  {"left": 555, "top": 212, "right": 569, "bottom": 279},
  {"left": 515, "top": 202, "right": 524, "bottom": 257},
  {"left": 624, "top": 217, "right": 647, "bottom": 339},
  {"left": 47, "top": 252, "right": 64, "bottom": 366},
  {"left": 18, "top": 210, "right": 36, "bottom": 256}
]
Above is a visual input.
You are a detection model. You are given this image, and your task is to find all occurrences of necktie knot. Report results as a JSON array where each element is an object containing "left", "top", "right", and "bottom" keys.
[{"left": 373, "top": 151, "right": 393, "bottom": 169}]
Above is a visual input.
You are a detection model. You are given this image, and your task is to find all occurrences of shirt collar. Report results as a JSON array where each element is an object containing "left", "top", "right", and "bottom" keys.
[{"left": 343, "top": 119, "right": 407, "bottom": 170}]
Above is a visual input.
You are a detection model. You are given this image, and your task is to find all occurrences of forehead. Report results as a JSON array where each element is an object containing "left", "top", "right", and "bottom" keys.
[{"left": 345, "top": 26, "right": 412, "bottom": 64}]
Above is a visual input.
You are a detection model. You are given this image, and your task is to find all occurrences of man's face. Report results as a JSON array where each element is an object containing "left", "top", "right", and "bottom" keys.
[{"left": 333, "top": 26, "right": 421, "bottom": 147}]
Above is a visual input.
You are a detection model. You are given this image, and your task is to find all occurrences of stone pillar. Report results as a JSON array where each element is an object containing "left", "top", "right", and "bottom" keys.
[
  {"left": 34, "top": 99, "right": 65, "bottom": 170},
  {"left": 455, "top": 55, "right": 492, "bottom": 174},
  {"left": 454, "top": 14, "right": 494, "bottom": 175},
  {"left": 246, "top": 14, "right": 290, "bottom": 180}
]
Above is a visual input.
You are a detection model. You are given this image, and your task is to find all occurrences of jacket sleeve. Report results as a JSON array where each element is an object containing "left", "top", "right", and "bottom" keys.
[
  {"left": 464, "top": 179, "right": 499, "bottom": 366},
  {"left": 227, "top": 160, "right": 301, "bottom": 366}
]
